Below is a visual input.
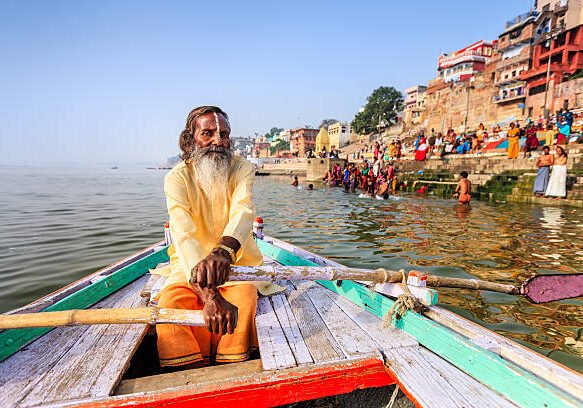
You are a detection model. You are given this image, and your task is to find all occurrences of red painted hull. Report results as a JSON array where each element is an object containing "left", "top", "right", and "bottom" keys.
[{"left": 77, "top": 358, "right": 396, "bottom": 407}]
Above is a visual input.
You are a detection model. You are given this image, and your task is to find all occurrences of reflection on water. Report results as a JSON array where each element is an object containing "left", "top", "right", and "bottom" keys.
[
  {"left": 0, "top": 167, "right": 581, "bottom": 372},
  {"left": 256, "top": 176, "right": 583, "bottom": 372}
]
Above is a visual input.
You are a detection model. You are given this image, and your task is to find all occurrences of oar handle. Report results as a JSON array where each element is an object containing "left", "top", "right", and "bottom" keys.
[{"left": 0, "top": 307, "right": 205, "bottom": 329}]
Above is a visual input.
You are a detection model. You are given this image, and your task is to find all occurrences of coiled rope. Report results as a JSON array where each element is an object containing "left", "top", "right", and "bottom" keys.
[{"left": 379, "top": 269, "right": 426, "bottom": 328}]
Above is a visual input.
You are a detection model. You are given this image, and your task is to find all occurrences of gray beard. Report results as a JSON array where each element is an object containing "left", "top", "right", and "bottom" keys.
[{"left": 190, "top": 146, "right": 233, "bottom": 201}]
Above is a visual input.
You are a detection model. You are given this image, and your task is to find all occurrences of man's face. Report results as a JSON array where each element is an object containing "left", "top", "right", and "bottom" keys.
[{"left": 193, "top": 113, "right": 231, "bottom": 149}]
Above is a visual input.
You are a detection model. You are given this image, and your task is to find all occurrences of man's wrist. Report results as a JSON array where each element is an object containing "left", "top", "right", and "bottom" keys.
[{"left": 211, "top": 246, "right": 233, "bottom": 263}]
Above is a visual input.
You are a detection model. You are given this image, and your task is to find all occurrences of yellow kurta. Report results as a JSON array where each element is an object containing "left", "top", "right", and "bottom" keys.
[{"left": 164, "top": 155, "right": 263, "bottom": 287}]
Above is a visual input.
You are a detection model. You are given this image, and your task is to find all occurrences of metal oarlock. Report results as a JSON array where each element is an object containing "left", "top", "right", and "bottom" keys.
[{"left": 253, "top": 216, "right": 264, "bottom": 240}]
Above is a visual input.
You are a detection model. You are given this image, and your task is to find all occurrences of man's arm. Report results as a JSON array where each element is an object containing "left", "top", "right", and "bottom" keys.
[{"left": 165, "top": 171, "right": 238, "bottom": 336}]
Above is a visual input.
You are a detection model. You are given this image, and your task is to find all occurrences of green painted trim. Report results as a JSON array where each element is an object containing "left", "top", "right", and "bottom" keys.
[
  {"left": 257, "top": 238, "right": 580, "bottom": 408},
  {"left": 0, "top": 246, "right": 169, "bottom": 363}
]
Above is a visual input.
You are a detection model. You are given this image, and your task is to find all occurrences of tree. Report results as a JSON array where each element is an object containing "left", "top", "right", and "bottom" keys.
[
  {"left": 351, "top": 86, "right": 403, "bottom": 135},
  {"left": 269, "top": 140, "right": 289, "bottom": 156},
  {"left": 264, "top": 127, "right": 284, "bottom": 141},
  {"left": 319, "top": 118, "right": 338, "bottom": 128}
]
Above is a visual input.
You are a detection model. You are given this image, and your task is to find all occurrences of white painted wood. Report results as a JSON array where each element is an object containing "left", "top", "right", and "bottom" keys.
[
  {"left": 266, "top": 235, "right": 583, "bottom": 402},
  {"left": 374, "top": 282, "right": 438, "bottom": 306},
  {"left": 255, "top": 296, "right": 297, "bottom": 371},
  {"left": 1, "top": 277, "right": 149, "bottom": 407},
  {"left": 281, "top": 281, "right": 345, "bottom": 363},
  {"left": 270, "top": 293, "right": 313, "bottom": 365},
  {"left": 294, "top": 281, "right": 380, "bottom": 358},
  {"left": 425, "top": 306, "right": 583, "bottom": 402},
  {"left": 383, "top": 346, "right": 519, "bottom": 408},
  {"left": 320, "top": 286, "right": 418, "bottom": 350}
]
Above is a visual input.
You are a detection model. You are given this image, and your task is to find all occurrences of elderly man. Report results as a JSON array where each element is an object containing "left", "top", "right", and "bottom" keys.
[{"left": 157, "top": 106, "right": 263, "bottom": 369}]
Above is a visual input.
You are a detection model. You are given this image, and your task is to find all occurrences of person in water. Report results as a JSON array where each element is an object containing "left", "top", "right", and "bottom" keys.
[
  {"left": 158, "top": 106, "right": 272, "bottom": 369},
  {"left": 454, "top": 171, "right": 471, "bottom": 205},
  {"left": 308, "top": 184, "right": 314, "bottom": 190},
  {"left": 291, "top": 176, "right": 299, "bottom": 187}
]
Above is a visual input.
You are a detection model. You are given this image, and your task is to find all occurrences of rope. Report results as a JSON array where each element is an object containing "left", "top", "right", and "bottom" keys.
[
  {"left": 382, "top": 269, "right": 426, "bottom": 328},
  {"left": 386, "top": 385, "right": 401, "bottom": 408}
]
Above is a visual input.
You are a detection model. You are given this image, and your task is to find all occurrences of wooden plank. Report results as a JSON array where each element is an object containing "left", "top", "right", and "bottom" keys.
[
  {"left": 281, "top": 281, "right": 345, "bottom": 363},
  {"left": 320, "top": 286, "right": 418, "bottom": 350},
  {"left": 269, "top": 293, "right": 313, "bottom": 365},
  {"left": 264, "top": 234, "right": 583, "bottom": 400},
  {"left": 319, "top": 279, "right": 582, "bottom": 408},
  {"left": 0, "top": 246, "right": 169, "bottom": 363},
  {"left": 294, "top": 281, "right": 380, "bottom": 358},
  {"left": 71, "top": 357, "right": 395, "bottom": 408},
  {"left": 383, "top": 346, "right": 518, "bottom": 408},
  {"left": 255, "top": 297, "right": 297, "bottom": 371},
  {"left": 116, "top": 360, "right": 264, "bottom": 395},
  {"left": 425, "top": 306, "right": 583, "bottom": 402},
  {"left": 1, "top": 277, "right": 149, "bottom": 408},
  {"left": 260, "top": 238, "right": 583, "bottom": 408}
]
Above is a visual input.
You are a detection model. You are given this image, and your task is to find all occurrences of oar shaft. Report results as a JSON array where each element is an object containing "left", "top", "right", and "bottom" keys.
[
  {"left": 230, "top": 265, "right": 519, "bottom": 295},
  {"left": 0, "top": 307, "right": 205, "bottom": 329}
]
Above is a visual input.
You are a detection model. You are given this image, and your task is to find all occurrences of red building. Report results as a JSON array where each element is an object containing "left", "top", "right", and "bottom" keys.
[
  {"left": 290, "top": 127, "right": 318, "bottom": 157},
  {"left": 521, "top": 1, "right": 583, "bottom": 117},
  {"left": 438, "top": 40, "right": 497, "bottom": 83}
]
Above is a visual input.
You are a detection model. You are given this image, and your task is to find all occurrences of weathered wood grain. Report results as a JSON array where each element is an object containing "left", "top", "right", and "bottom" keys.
[
  {"left": 269, "top": 292, "right": 313, "bottom": 365},
  {"left": 425, "top": 306, "right": 583, "bottom": 402},
  {"left": 255, "top": 296, "right": 297, "bottom": 370},
  {"left": 281, "top": 281, "right": 345, "bottom": 363},
  {"left": 115, "top": 360, "right": 264, "bottom": 395},
  {"left": 294, "top": 281, "right": 380, "bottom": 359},
  {"left": 321, "top": 286, "right": 418, "bottom": 350},
  {"left": 1, "top": 277, "right": 149, "bottom": 407},
  {"left": 383, "top": 346, "right": 519, "bottom": 408}
]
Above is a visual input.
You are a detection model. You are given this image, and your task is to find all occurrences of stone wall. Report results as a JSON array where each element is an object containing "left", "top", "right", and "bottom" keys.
[{"left": 306, "top": 158, "right": 346, "bottom": 181}]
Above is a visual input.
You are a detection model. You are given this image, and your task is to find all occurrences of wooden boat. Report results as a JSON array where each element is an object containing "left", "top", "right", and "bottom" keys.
[
  {"left": 254, "top": 171, "right": 271, "bottom": 176},
  {"left": 1, "top": 234, "right": 583, "bottom": 407}
]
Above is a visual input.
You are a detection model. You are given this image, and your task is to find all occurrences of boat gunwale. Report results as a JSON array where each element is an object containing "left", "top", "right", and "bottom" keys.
[{"left": 261, "top": 234, "right": 583, "bottom": 403}]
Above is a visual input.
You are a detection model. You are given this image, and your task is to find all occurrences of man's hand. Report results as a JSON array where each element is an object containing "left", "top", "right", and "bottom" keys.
[
  {"left": 192, "top": 248, "right": 231, "bottom": 289},
  {"left": 202, "top": 289, "right": 238, "bottom": 335}
]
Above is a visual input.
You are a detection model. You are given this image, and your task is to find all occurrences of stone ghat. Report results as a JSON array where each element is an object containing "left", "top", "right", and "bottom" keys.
[{"left": 395, "top": 145, "right": 583, "bottom": 207}]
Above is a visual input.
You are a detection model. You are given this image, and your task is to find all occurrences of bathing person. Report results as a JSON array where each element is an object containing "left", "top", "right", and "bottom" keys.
[
  {"left": 534, "top": 146, "right": 553, "bottom": 196},
  {"left": 158, "top": 106, "right": 264, "bottom": 368},
  {"left": 291, "top": 176, "right": 299, "bottom": 186},
  {"left": 454, "top": 171, "right": 471, "bottom": 204},
  {"left": 545, "top": 146, "right": 568, "bottom": 198}
]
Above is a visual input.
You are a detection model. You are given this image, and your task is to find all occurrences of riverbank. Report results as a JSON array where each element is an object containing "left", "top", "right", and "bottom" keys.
[{"left": 394, "top": 144, "right": 583, "bottom": 207}]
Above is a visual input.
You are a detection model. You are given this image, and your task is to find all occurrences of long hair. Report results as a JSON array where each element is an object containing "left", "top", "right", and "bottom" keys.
[
  {"left": 556, "top": 145, "right": 568, "bottom": 158},
  {"left": 178, "top": 106, "right": 229, "bottom": 160}
]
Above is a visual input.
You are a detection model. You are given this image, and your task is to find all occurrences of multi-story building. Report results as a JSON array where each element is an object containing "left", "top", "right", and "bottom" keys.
[
  {"left": 494, "top": 10, "right": 539, "bottom": 122},
  {"left": 437, "top": 40, "right": 497, "bottom": 83},
  {"left": 290, "top": 127, "right": 318, "bottom": 157},
  {"left": 403, "top": 85, "right": 427, "bottom": 129},
  {"left": 521, "top": 0, "right": 583, "bottom": 118},
  {"left": 327, "top": 122, "right": 351, "bottom": 149}
]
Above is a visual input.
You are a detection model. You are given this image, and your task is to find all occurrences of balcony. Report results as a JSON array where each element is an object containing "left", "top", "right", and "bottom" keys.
[
  {"left": 505, "top": 10, "right": 538, "bottom": 31},
  {"left": 493, "top": 88, "right": 526, "bottom": 104},
  {"left": 497, "top": 49, "right": 531, "bottom": 71}
]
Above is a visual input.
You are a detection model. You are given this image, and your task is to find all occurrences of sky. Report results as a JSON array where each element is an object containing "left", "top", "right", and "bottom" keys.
[{"left": 0, "top": 0, "right": 534, "bottom": 165}]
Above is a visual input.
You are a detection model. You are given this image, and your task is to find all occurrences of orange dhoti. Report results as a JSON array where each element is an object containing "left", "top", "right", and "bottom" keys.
[{"left": 157, "top": 282, "right": 258, "bottom": 367}]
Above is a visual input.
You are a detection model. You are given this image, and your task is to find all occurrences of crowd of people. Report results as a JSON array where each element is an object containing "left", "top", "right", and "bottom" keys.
[
  {"left": 409, "top": 108, "right": 581, "bottom": 161},
  {"left": 321, "top": 154, "right": 398, "bottom": 199}
]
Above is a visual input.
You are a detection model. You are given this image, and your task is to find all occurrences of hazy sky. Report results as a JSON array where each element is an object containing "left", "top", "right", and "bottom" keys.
[{"left": 0, "top": 0, "right": 533, "bottom": 165}]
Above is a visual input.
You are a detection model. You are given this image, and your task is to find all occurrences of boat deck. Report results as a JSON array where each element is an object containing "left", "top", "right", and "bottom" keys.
[{"left": 0, "top": 239, "right": 582, "bottom": 407}]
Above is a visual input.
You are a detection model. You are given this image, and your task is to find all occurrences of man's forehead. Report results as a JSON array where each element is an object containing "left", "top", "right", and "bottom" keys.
[{"left": 196, "top": 113, "right": 230, "bottom": 130}]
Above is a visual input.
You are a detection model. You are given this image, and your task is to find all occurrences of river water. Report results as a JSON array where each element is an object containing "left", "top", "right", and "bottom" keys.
[{"left": 0, "top": 165, "right": 581, "bottom": 373}]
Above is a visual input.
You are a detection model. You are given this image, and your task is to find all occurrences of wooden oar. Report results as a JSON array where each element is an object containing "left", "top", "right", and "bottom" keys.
[
  {"left": 0, "top": 307, "right": 204, "bottom": 329},
  {"left": 230, "top": 265, "right": 583, "bottom": 303}
]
